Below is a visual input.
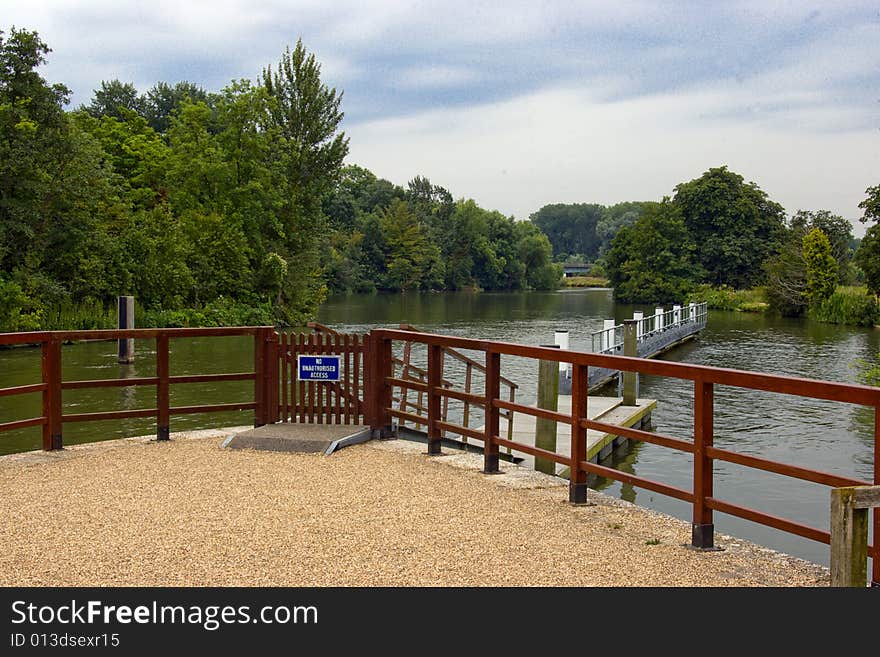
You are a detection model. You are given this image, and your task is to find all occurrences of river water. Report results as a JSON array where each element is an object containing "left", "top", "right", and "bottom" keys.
[{"left": 0, "top": 288, "right": 876, "bottom": 567}]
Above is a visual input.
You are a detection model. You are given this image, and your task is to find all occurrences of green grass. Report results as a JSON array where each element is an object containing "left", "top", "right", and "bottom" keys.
[
  {"left": 810, "top": 286, "right": 880, "bottom": 327},
  {"left": 564, "top": 276, "right": 610, "bottom": 288},
  {"left": 686, "top": 284, "right": 768, "bottom": 312}
]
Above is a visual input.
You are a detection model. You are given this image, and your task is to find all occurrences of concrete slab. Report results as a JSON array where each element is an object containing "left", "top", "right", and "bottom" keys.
[{"left": 222, "top": 423, "right": 370, "bottom": 456}]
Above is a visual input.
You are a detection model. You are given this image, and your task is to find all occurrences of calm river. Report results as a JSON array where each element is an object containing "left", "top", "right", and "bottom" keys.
[{"left": 0, "top": 287, "right": 876, "bottom": 567}]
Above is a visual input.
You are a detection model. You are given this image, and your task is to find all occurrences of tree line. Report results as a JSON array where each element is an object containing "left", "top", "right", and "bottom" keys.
[
  {"left": 0, "top": 27, "right": 559, "bottom": 333},
  {"left": 532, "top": 166, "right": 878, "bottom": 325}
]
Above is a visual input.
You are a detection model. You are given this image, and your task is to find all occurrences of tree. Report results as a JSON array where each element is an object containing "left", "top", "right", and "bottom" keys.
[
  {"left": 791, "top": 210, "right": 854, "bottom": 284},
  {"left": 855, "top": 225, "right": 880, "bottom": 296},
  {"left": 859, "top": 184, "right": 880, "bottom": 225},
  {"left": 605, "top": 202, "right": 700, "bottom": 303},
  {"left": 377, "top": 199, "right": 441, "bottom": 291},
  {"left": 672, "top": 166, "right": 786, "bottom": 288},
  {"left": 144, "top": 80, "right": 210, "bottom": 133},
  {"left": 84, "top": 79, "right": 147, "bottom": 120},
  {"left": 765, "top": 224, "right": 808, "bottom": 317},
  {"left": 514, "top": 221, "right": 562, "bottom": 290},
  {"left": 261, "top": 39, "right": 349, "bottom": 319},
  {"left": 0, "top": 27, "right": 70, "bottom": 272},
  {"left": 802, "top": 228, "right": 838, "bottom": 305},
  {"left": 596, "top": 202, "right": 648, "bottom": 255},
  {"left": 530, "top": 203, "right": 603, "bottom": 260}
]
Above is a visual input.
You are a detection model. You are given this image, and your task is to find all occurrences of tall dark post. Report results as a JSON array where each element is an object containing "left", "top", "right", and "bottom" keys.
[
  {"left": 426, "top": 344, "right": 443, "bottom": 455},
  {"left": 483, "top": 350, "right": 501, "bottom": 474},
  {"left": 156, "top": 335, "right": 170, "bottom": 440},
  {"left": 254, "top": 331, "right": 266, "bottom": 427},
  {"left": 117, "top": 296, "right": 134, "bottom": 364},
  {"left": 569, "top": 363, "right": 589, "bottom": 504},
  {"left": 42, "top": 338, "right": 62, "bottom": 451},
  {"left": 692, "top": 379, "right": 714, "bottom": 548}
]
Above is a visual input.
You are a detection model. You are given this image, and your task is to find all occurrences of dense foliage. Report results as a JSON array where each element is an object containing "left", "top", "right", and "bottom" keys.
[
  {"left": 0, "top": 28, "right": 561, "bottom": 332},
  {"left": 529, "top": 201, "right": 649, "bottom": 262},
  {"left": 322, "top": 172, "right": 560, "bottom": 293},
  {"left": 604, "top": 202, "right": 700, "bottom": 303}
]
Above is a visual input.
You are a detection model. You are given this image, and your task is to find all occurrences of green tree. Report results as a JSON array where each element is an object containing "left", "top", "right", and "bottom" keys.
[
  {"left": 73, "top": 107, "right": 169, "bottom": 209},
  {"left": 596, "top": 202, "right": 648, "bottom": 255},
  {"left": 144, "top": 80, "right": 210, "bottom": 133},
  {"left": 859, "top": 184, "right": 880, "bottom": 225},
  {"left": 672, "top": 166, "right": 786, "bottom": 288},
  {"left": 514, "top": 221, "right": 562, "bottom": 290},
  {"left": 530, "top": 203, "right": 603, "bottom": 260},
  {"left": 377, "top": 199, "right": 441, "bottom": 291},
  {"left": 0, "top": 27, "right": 70, "bottom": 272},
  {"left": 855, "top": 225, "right": 880, "bottom": 296},
  {"left": 802, "top": 228, "right": 838, "bottom": 305},
  {"left": 84, "top": 79, "right": 147, "bottom": 120},
  {"left": 791, "top": 210, "right": 854, "bottom": 284},
  {"left": 856, "top": 184, "right": 880, "bottom": 295},
  {"left": 605, "top": 202, "right": 700, "bottom": 303},
  {"left": 261, "top": 39, "right": 349, "bottom": 319}
]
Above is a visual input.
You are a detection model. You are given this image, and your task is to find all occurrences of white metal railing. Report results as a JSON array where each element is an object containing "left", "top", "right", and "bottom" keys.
[{"left": 590, "top": 302, "right": 708, "bottom": 354}]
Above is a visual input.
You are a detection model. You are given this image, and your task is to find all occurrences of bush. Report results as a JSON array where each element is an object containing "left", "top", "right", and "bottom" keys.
[
  {"left": 0, "top": 278, "right": 42, "bottom": 332},
  {"left": 141, "top": 297, "right": 278, "bottom": 328},
  {"left": 686, "top": 284, "right": 768, "bottom": 312},
  {"left": 809, "top": 286, "right": 879, "bottom": 326}
]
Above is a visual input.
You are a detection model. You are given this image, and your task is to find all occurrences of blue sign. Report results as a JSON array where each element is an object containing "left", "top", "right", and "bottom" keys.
[{"left": 297, "top": 355, "right": 341, "bottom": 381}]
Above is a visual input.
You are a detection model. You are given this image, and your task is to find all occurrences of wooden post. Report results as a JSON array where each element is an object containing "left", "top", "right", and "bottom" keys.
[
  {"left": 830, "top": 486, "right": 880, "bottom": 587},
  {"left": 622, "top": 319, "right": 638, "bottom": 406},
  {"left": 42, "top": 338, "right": 62, "bottom": 450},
  {"left": 692, "top": 379, "right": 714, "bottom": 549},
  {"left": 117, "top": 296, "right": 135, "bottom": 363},
  {"left": 254, "top": 331, "right": 266, "bottom": 427},
  {"left": 874, "top": 405, "right": 880, "bottom": 586},
  {"left": 266, "top": 329, "right": 279, "bottom": 424},
  {"left": 483, "top": 350, "right": 501, "bottom": 474},
  {"left": 569, "top": 363, "right": 589, "bottom": 504},
  {"left": 535, "top": 345, "right": 559, "bottom": 475},
  {"left": 376, "top": 335, "right": 393, "bottom": 438},
  {"left": 427, "top": 344, "right": 443, "bottom": 455},
  {"left": 156, "top": 334, "right": 170, "bottom": 440}
]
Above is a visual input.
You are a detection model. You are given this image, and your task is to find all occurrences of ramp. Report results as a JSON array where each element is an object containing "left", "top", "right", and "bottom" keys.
[{"left": 221, "top": 424, "right": 371, "bottom": 456}]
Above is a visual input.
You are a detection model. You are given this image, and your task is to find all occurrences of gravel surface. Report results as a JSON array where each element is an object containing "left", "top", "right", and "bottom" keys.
[{"left": 0, "top": 429, "right": 830, "bottom": 587}]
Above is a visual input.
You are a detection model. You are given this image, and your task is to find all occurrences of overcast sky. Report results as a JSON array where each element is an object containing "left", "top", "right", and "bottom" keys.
[{"left": 5, "top": 1, "right": 879, "bottom": 234}]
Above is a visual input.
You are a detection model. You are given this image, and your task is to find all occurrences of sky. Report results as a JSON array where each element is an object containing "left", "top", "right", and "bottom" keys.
[{"left": 4, "top": 1, "right": 879, "bottom": 234}]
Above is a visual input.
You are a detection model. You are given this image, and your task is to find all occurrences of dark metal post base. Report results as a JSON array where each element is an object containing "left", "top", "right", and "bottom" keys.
[
  {"left": 691, "top": 522, "right": 715, "bottom": 549},
  {"left": 157, "top": 426, "right": 170, "bottom": 441},
  {"left": 482, "top": 453, "right": 502, "bottom": 474},
  {"left": 51, "top": 434, "right": 63, "bottom": 450},
  {"left": 427, "top": 439, "right": 442, "bottom": 455},
  {"left": 569, "top": 482, "right": 588, "bottom": 504}
]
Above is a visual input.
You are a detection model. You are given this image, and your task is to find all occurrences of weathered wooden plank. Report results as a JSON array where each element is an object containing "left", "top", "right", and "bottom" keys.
[{"left": 830, "top": 487, "right": 870, "bottom": 587}]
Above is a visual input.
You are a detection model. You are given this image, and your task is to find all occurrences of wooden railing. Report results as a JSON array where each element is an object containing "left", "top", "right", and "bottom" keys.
[
  {"left": 0, "top": 327, "right": 277, "bottom": 448},
  {"left": 365, "top": 328, "right": 880, "bottom": 585}
]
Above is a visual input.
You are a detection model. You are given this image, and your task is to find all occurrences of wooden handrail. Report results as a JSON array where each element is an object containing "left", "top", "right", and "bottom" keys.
[
  {"left": 0, "top": 327, "right": 276, "bottom": 448},
  {"left": 370, "top": 327, "right": 880, "bottom": 585}
]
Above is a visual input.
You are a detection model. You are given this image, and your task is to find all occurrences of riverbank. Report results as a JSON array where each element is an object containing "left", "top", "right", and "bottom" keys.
[{"left": 0, "top": 428, "right": 829, "bottom": 586}]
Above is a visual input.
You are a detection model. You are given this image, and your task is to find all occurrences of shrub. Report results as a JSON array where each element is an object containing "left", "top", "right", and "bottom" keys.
[
  {"left": 809, "top": 286, "right": 880, "bottom": 326},
  {"left": 686, "top": 284, "right": 767, "bottom": 312}
]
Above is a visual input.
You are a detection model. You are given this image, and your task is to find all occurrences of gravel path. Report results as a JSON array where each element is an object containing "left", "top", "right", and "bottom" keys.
[{"left": 0, "top": 429, "right": 829, "bottom": 587}]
